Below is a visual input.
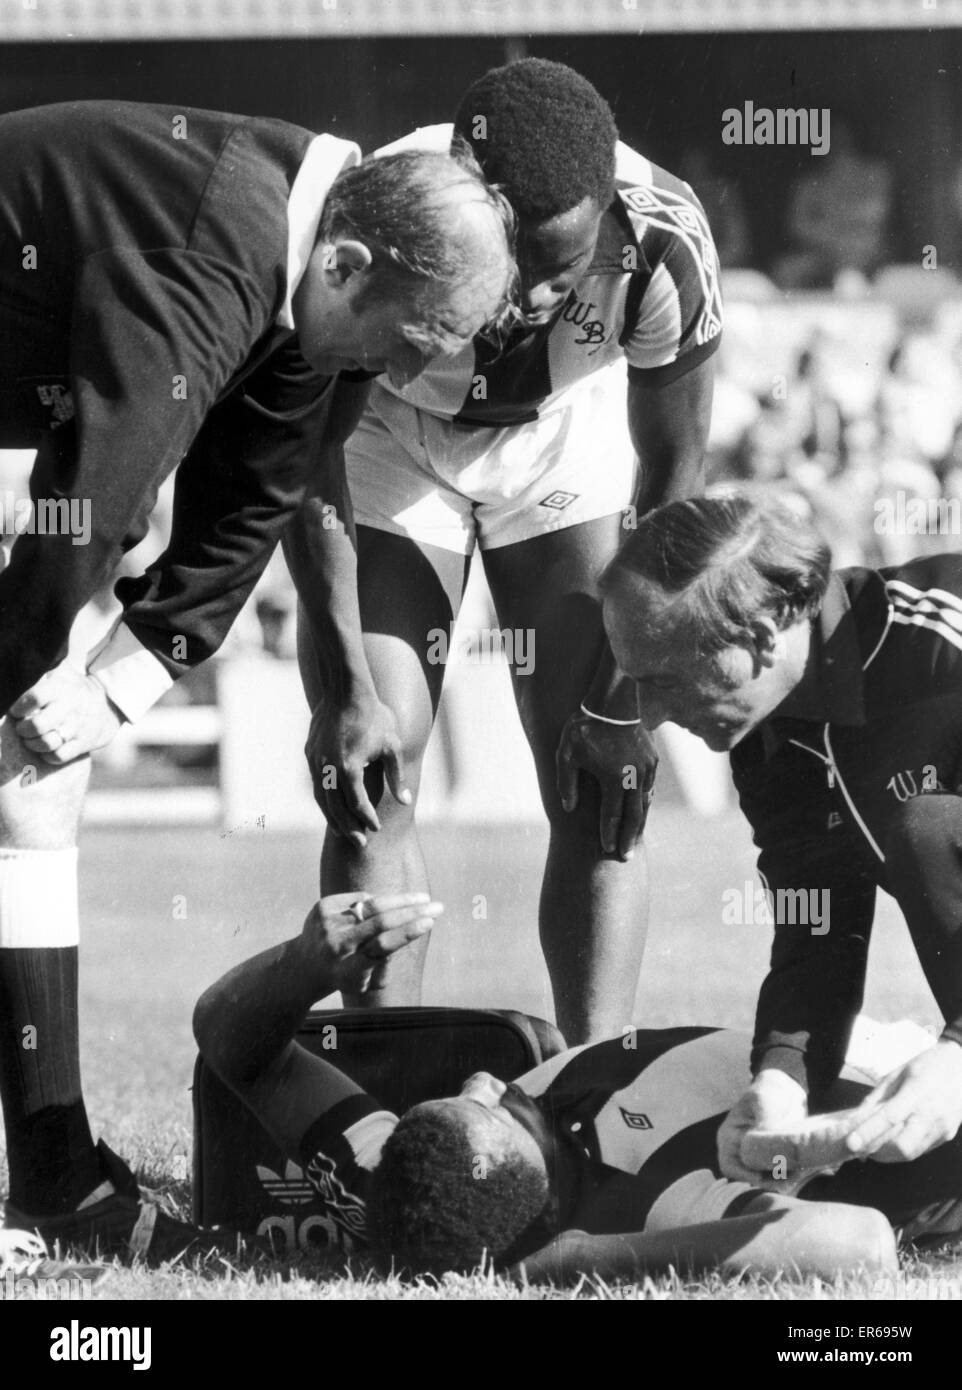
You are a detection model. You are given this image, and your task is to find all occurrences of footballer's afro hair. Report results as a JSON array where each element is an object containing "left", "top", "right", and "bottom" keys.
[
  {"left": 365, "top": 1102, "right": 550, "bottom": 1278},
  {"left": 452, "top": 58, "right": 618, "bottom": 222}
]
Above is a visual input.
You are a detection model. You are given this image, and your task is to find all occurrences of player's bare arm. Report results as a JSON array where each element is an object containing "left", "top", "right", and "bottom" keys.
[
  {"left": 628, "top": 356, "right": 715, "bottom": 513},
  {"left": 556, "top": 357, "right": 715, "bottom": 861},
  {"left": 193, "top": 890, "right": 441, "bottom": 1156},
  {"left": 284, "top": 377, "right": 411, "bottom": 845}
]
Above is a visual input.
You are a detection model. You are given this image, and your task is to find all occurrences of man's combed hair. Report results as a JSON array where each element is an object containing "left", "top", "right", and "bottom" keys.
[
  {"left": 453, "top": 58, "right": 618, "bottom": 221},
  {"left": 365, "top": 1105, "right": 549, "bottom": 1278},
  {"left": 601, "top": 490, "right": 833, "bottom": 654},
  {"left": 320, "top": 147, "right": 515, "bottom": 294}
]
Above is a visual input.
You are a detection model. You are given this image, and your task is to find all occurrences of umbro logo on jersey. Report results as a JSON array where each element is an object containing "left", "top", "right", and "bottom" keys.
[
  {"left": 620, "top": 1108, "right": 652, "bottom": 1130},
  {"left": 540, "top": 490, "right": 579, "bottom": 511}
]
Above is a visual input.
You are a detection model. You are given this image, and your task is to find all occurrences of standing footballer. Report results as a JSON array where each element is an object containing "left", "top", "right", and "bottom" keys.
[{"left": 287, "top": 60, "right": 722, "bottom": 1043}]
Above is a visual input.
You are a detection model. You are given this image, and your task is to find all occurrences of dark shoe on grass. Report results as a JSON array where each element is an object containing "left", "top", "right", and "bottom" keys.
[{"left": 5, "top": 1139, "right": 265, "bottom": 1267}]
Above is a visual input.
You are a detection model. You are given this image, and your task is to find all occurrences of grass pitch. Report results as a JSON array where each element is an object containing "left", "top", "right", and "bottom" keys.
[{"left": 2, "top": 804, "right": 960, "bottom": 1300}]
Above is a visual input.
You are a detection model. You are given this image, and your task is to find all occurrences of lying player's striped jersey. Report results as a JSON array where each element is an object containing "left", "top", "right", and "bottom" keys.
[
  {"left": 294, "top": 1018, "right": 933, "bottom": 1252},
  {"left": 516, "top": 1027, "right": 756, "bottom": 1235},
  {"left": 371, "top": 125, "right": 723, "bottom": 428},
  {"left": 296, "top": 1027, "right": 755, "bottom": 1250}
]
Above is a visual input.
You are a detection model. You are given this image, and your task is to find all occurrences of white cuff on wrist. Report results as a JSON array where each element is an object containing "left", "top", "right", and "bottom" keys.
[{"left": 579, "top": 701, "right": 642, "bottom": 727}]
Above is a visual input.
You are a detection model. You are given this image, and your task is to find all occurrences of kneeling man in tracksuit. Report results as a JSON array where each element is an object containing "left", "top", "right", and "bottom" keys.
[{"left": 601, "top": 488, "right": 962, "bottom": 1192}]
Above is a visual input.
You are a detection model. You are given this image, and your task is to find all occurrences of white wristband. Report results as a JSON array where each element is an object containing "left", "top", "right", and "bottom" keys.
[{"left": 579, "top": 701, "right": 642, "bottom": 727}]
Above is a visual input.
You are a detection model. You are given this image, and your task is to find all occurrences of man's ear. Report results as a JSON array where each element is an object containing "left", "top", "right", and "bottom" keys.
[
  {"left": 750, "top": 616, "right": 781, "bottom": 672},
  {"left": 318, "top": 238, "right": 373, "bottom": 283}
]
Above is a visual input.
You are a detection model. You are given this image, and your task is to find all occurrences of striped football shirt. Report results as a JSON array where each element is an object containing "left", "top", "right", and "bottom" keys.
[{"left": 371, "top": 126, "right": 723, "bottom": 428}]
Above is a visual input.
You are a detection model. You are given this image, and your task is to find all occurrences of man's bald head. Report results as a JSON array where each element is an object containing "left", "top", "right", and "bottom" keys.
[{"left": 320, "top": 146, "right": 516, "bottom": 336}]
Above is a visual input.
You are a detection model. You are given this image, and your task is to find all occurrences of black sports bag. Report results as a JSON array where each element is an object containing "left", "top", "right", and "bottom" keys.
[{"left": 192, "top": 1005, "right": 566, "bottom": 1254}]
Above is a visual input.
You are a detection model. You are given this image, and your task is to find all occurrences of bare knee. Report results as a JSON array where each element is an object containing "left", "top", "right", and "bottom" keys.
[
  {"left": 0, "top": 718, "right": 90, "bottom": 849},
  {"left": 849, "top": 1206, "right": 899, "bottom": 1274},
  {"left": 808, "top": 1203, "right": 898, "bottom": 1276},
  {"left": 884, "top": 792, "right": 961, "bottom": 870}
]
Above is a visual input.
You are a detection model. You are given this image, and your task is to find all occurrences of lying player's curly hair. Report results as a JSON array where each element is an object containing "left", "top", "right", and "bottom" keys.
[
  {"left": 600, "top": 489, "right": 832, "bottom": 656},
  {"left": 366, "top": 1104, "right": 550, "bottom": 1277},
  {"left": 453, "top": 58, "right": 618, "bottom": 221}
]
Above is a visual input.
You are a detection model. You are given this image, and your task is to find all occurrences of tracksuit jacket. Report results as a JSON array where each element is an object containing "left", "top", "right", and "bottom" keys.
[{"left": 731, "top": 552, "right": 962, "bottom": 1091}]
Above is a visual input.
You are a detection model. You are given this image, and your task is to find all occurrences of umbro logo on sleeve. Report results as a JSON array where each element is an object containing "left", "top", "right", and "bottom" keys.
[{"left": 620, "top": 1108, "right": 652, "bottom": 1130}]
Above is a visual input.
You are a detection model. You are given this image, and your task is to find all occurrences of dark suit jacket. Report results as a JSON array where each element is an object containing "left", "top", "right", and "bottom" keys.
[{"left": 0, "top": 100, "right": 338, "bottom": 708}]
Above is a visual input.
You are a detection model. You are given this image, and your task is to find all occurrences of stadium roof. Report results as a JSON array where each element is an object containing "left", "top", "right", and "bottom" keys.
[{"left": 2, "top": 0, "right": 961, "bottom": 41}]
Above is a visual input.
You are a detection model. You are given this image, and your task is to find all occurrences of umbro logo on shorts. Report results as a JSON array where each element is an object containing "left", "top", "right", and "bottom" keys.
[
  {"left": 540, "top": 490, "right": 579, "bottom": 511},
  {"left": 620, "top": 1108, "right": 652, "bottom": 1130}
]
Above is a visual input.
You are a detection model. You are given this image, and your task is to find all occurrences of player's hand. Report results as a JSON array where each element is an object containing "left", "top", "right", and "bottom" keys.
[
  {"left": 717, "top": 1070, "right": 809, "bottom": 1185},
  {"left": 556, "top": 711, "right": 658, "bottom": 860},
  {"left": 9, "top": 663, "right": 123, "bottom": 764},
  {"left": 508, "top": 1230, "right": 590, "bottom": 1284},
  {"left": 843, "top": 1039, "right": 962, "bottom": 1163},
  {"left": 304, "top": 687, "right": 411, "bottom": 848},
  {"left": 303, "top": 891, "right": 443, "bottom": 995}
]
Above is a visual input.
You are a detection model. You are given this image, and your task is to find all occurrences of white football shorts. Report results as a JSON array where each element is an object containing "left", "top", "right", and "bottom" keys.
[{"left": 345, "top": 362, "right": 638, "bottom": 555}]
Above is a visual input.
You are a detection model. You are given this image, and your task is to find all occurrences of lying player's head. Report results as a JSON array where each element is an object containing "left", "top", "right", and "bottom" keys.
[
  {"left": 294, "top": 148, "right": 516, "bottom": 387},
  {"left": 453, "top": 58, "right": 618, "bottom": 323},
  {"left": 601, "top": 490, "right": 832, "bottom": 751},
  {"left": 366, "top": 1072, "right": 554, "bottom": 1276}
]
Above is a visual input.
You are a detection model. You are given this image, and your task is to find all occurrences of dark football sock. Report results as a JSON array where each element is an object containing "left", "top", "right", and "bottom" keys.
[{"left": 0, "top": 946, "right": 100, "bottom": 1214}]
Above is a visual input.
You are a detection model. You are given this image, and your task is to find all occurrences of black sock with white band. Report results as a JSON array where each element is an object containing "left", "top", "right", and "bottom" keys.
[{"left": 0, "top": 847, "right": 100, "bottom": 1215}]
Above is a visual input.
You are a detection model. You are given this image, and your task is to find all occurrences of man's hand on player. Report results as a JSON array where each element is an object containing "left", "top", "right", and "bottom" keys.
[
  {"left": 556, "top": 712, "right": 658, "bottom": 860},
  {"left": 9, "top": 662, "right": 123, "bottom": 764},
  {"left": 302, "top": 891, "right": 442, "bottom": 995},
  {"left": 843, "top": 1039, "right": 962, "bottom": 1163},
  {"left": 717, "top": 1069, "right": 809, "bottom": 1185},
  {"left": 304, "top": 688, "right": 411, "bottom": 847}
]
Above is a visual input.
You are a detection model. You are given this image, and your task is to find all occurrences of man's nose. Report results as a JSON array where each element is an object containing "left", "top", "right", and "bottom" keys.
[
  {"left": 522, "top": 279, "right": 568, "bottom": 319},
  {"left": 462, "top": 1072, "right": 507, "bottom": 1107},
  {"left": 386, "top": 354, "right": 427, "bottom": 389}
]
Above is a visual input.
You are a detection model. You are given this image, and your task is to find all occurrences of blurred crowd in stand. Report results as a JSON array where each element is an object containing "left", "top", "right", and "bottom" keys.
[{"left": 708, "top": 298, "right": 962, "bottom": 569}]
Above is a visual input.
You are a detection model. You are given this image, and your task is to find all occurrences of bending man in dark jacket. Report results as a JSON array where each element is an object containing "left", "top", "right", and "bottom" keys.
[{"left": 0, "top": 99, "right": 514, "bottom": 1263}]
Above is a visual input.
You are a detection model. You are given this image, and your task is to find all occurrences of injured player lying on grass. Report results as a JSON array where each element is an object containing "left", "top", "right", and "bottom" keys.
[{"left": 190, "top": 893, "right": 962, "bottom": 1283}]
